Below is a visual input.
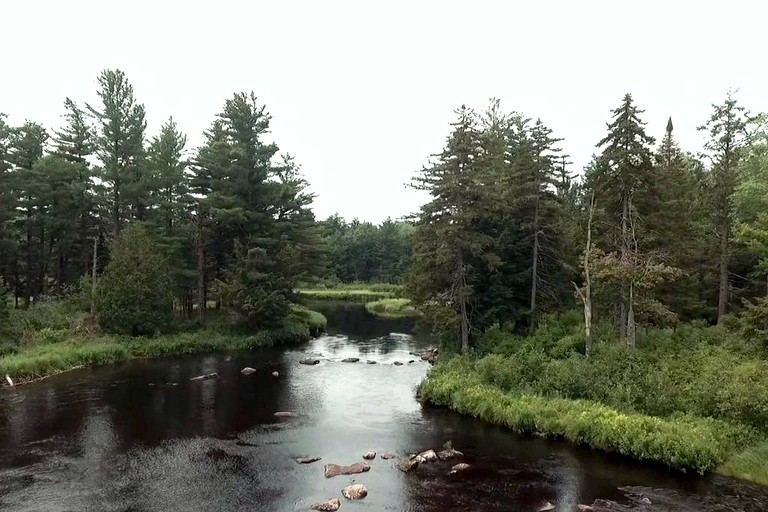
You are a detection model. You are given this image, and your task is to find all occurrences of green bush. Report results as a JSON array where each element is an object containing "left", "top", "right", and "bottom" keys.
[
  {"left": 96, "top": 224, "right": 174, "bottom": 335},
  {"left": 420, "top": 357, "right": 756, "bottom": 473},
  {"left": 365, "top": 298, "right": 419, "bottom": 318}
]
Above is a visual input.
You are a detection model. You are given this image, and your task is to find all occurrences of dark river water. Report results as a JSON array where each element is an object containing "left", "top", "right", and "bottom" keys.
[{"left": 1, "top": 302, "right": 767, "bottom": 511}]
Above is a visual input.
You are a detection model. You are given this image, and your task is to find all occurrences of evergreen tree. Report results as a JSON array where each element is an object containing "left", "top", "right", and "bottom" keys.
[
  {"left": 699, "top": 93, "right": 753, "bottom": 323},
  {"left": 408, "top": 106, "right": 495, "bottom": 352},
  {"left": 87, "top": 69, "right": 147, "bottom": 235},
  {"left": 0, "top": 115, "right": 14, "bottom": 293}
]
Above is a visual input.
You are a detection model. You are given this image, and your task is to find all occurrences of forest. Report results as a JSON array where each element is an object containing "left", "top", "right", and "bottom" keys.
[{"left": 3, "top": 69, "right": 768, "bottom": 484}]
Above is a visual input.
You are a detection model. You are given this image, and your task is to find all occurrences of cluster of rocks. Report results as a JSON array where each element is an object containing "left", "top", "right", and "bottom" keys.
[{"left": 395, "top": 444, "right": 467, "bottom": 475}]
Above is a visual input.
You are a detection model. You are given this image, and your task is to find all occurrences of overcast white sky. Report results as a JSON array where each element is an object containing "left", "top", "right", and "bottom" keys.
[{"left": 2, "top": 1, "right": 767, "bottom": 223}]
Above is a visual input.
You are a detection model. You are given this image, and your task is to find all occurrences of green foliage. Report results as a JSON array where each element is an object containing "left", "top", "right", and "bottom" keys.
[
  {"left": 420, "top": 356, "right": 755, "bottom": 473},
  {"left": 719, "top": 439, "right": 768, "bottom": 486},
  {"left": 365, "top": 298, "right": 419, "bottom": 318},
  {"left": 96, "top": 225, "right": 174, "bottom": 335},
  {"left": 297, "top": 283, "right": 403, "bottom": 301}
]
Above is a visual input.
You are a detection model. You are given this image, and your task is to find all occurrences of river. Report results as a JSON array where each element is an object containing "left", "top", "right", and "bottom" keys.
[{"left": 0, "top": 302, "right": 767, "bottom": 511}]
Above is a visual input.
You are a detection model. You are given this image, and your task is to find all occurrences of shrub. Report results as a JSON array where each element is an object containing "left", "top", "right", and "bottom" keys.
[
  {"left": 420, "top": 356, "right": 755, "bottom": 473},
  {"left": 96, "top": 224, "right": 174, "bottom": 335},
  {"left": 365, "top": 298, "right": 419, "bottom": 318}
]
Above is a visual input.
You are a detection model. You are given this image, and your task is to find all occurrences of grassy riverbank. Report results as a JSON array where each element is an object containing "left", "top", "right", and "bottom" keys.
[
  {"left": 0, "top": 306, "right": 326, "bottom": 384},
  {"left": 365, "top": 298, "right": 420, "bottom": 318},
  {"left": 297, "top": 283, "right": 402, "bottom": 301},
  {"left": 419, "top": 313, "right": 768, "bottom": 483}
]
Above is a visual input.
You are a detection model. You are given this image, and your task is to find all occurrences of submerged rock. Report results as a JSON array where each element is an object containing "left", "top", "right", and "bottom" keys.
[
  {"left": 295, "top": 456, "right": 321, "bottom": 464},
  {"left": 273, "top": 411, "right": 295, "bottom": 418},
  {"left": 323, "top": 461, "right": 371, "bottom": 478},
  {"left": 537, "top": 502, "right": 555, "bottom": 512},
  {"left": 271, "top": 371, "right": 279, "bottom": 377},
  {"left": 341, "top": 484, "right": 368, "bottom": 500},
  {"left": 577, "top": 505, "right": 595, "bottom": 511},
  {"left": 366, "top": 360, "right": 377, "bottom": 364},
  {"left": 341, "top": 357, "right": 360, "bottom": 363},
  {"left": 436, "top": 448, "right": 463, "bottom": 461},
  {"left": 380, "top": 452, "right": 397, "bottom": 460},
  {"left": 418, "top": 449, "right": 437, "bottom": 462},
  {"left": 362, "top": 451, "right": 376, "bottom": 460},
  {"left": 311, "top": 498, "right": 341, "bottom": 511},
  {"left": 396, "top": 456, "right": 420, "bottom": 472},
  {"left": 240, "top": 367, "right": 257, "bottom": 375},
  {"left": 190, "top": 372, "right": 218, "bottom": 381},
  {"left": 300, "top": 358, "right": 320, "bottom": 365},
  {"left": 448, "top": 462, "right": 470, "bottom": 474},
  {"left": 393, "top": 361, "right": 404, "bottom": 366}
]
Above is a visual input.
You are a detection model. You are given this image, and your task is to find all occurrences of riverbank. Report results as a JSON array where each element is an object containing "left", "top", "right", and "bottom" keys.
[
  {"left": 0, "top": 308, "right": 326, "bottom": 385},
  {"left": 297, "top": 283, "right": 402, "bottom": 301},
  {"left": 418, "top": 356, "right": 756, "bottom": 475},
  {"left": 364, "top": 298, "right": 420, "bottom": 318},
  {"left": 419, "top": 314, "right": 768, "bottom": 485}
]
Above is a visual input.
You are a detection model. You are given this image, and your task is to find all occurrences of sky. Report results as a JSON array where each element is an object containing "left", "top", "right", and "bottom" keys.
[{"left": 2, "top": 0, "right": 767, "bottom": 224}]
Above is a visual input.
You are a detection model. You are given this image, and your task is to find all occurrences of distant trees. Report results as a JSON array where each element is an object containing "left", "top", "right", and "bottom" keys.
[{"left": 321, "top": 215, "right": 413, "bottom": 284}]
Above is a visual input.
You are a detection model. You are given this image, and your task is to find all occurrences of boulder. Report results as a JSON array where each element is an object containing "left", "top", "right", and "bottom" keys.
[
  {"left": 271, "top": 371, "right": 279, "bottom": 377},
  {"left": 640, "top": 497, "right": 652, "bottom": 505},
  {"left": 240, "top": 367, "right": 257, "bottom": 375},
  {"left": 380, "top": 452, "right": 397, "bottom": 460},
  {"left": 300, "top": 358, "right": 320, "bottom": 365},
  {"left": 393, "top": 361, "right": 404, "bottom": 366},
  {"left": 436, "top": 448, "right": 463, "bottom": 461},
  {"left": 366, "top": 360, "right": 377, "bottom": 364},
  {"left": 311, "top": 498, "right": 341, "bottom": 511},
  {"left": 408, "top": 360, "right": 415, "bottom": 364},
  {"left": 324, "top": 462, "right": 371, "bottom": 478},
  {"left": 362, "top": 451, "right": 376, "bottom": 460},
  {"left": 396, "top": 456, "right": 420, "bottom": 472},
  {"left": 341, "top": 484, "right": 368, "bottom": 500},
  {"left": 538, "top": 502, "right": 555, "bottom": 512},
  {"left": 190, "top": 372, "right": 218, "bottom": 381},
  {"left": 418, "top": 449, "right": 437, "bottom": 462},
  {"left": 341, "top": 357, "right": 360, "bottom": 363},
  {"left": 273, "top": 411, "right": 295, "bottom": 418},
  {"left": 295, "top": 456, "right": 321, "bottom": 464},
  {"left": 448, "top": 462, "right": 470, "bottom": 474}
]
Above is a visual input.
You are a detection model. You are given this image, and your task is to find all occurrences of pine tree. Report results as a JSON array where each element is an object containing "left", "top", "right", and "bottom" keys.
[
  {"left": 87, "top": 69, "right": 147, "bottom": 235},
  {"left": 699, "top": 93, "right": 753, "bottom": 323},
  {"left": 0, "top": 115, "right": 15, "bottom": 294},
  {"left": 53, "top": 98, "right": 96, "bottom": 279},
  {"left": 148, "top": 117, "right": 189, "bottom": 231},
  {"left": 408, "top": 105, "right": 494, "bottom": 352},
  {"left": 588, "top": 93, "right": 658, "bottom": 345}
]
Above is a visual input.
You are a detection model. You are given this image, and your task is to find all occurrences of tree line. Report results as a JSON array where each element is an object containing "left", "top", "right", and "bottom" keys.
[
  {"left": 0, "top": 69, "right": 323, "bottom": 327},
  {"left": 409, "top": 93, "right": 768, "bottom": 351}
]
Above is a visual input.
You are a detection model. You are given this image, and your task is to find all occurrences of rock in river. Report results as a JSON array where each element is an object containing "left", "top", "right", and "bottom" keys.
[
  {"left": 537, "top": 502, "right": 556, "bottom": 512},
  {"left": 393, "top": 361, "right": 404, "bottom": 366},
  {"left": 300, "top": 358, "right": 320, "bottom": 365},
  {"left": 295, "top": 456, "right": 321, "bottom": 464},
  {"left": 311, "top": 498, "right": 341, "bottom": 511},
  {"left": 341, "top": 357, "right": 360, "bottom": 363},
  {"left": 273, "top": 411, "right": 295, "bottom": 418},
  {"left": 240, "top": 367, "right": 257, "bottom": 375},
  {"left": 448, "top": 463, "right": 470, "bottom": 475},
  {"left": 366, "top": 360, "right": 377, "bottom": 364},
  {"left": 324, "top": 461, "right": 371, "bottom": 478},
  {"left": 380, "top": 452, "right": 397, "bottom": 460},
  {"left": 418, "top": 449, "right": 437, "bottom": 462},
  {"left": 190, "top": 372, "right": 218, "bottom": 381},
  {"left": 271, "top": 371, "right": 279, "bottom": 377},
  {"left": 396, "top": 456, "right": 421, "bottom": 473},
  {"left": 436, "top": 448, "right": 463, "bottom": 460},
  {"left": 342, "top": 484, "right": 368, "bottom": 500},
  {"left": 362, "top": 451, "right": 376, "bottom": 460}
]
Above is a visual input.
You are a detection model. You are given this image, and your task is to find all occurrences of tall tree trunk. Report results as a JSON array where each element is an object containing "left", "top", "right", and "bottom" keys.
[
  {"left": 529, "top": 189, "right": 541, "bottom": 335},
  {"left": 619, "top": 192, "right": 630, "bottom": 342},
  {"left": 196, "top": 207, "right": 206, "bottom": 325},
  {"left": 459, "top": 296, "right": 469, "bottom": 354},
  {"left": 575, "top": 193, "right": 595, "bottom": 356},
  {"left": 717, "top": 235, "right": 729, "bottom": 324},
  {"left": 627, "top": 281, "right": 636, "bottom": 346},
  {"left": 90, "top": 237, "right": 97, "bottom": 316}
]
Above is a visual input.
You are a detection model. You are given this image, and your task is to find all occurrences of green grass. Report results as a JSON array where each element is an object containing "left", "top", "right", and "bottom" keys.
[
  {"left": 297, "top": 284, "right": 402, "bottom": 301},
  {"left": 719, "top": 440, "right": 768, "bottom": 485},
  {"left": 365, "top": 298, "right": 420, "bottom": 318},
  {"left": 419, "top": 356, "right": 756, "bottom": 474},
  {"left": 0, "top": 307, "right": 327, "bottom": 383}
]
